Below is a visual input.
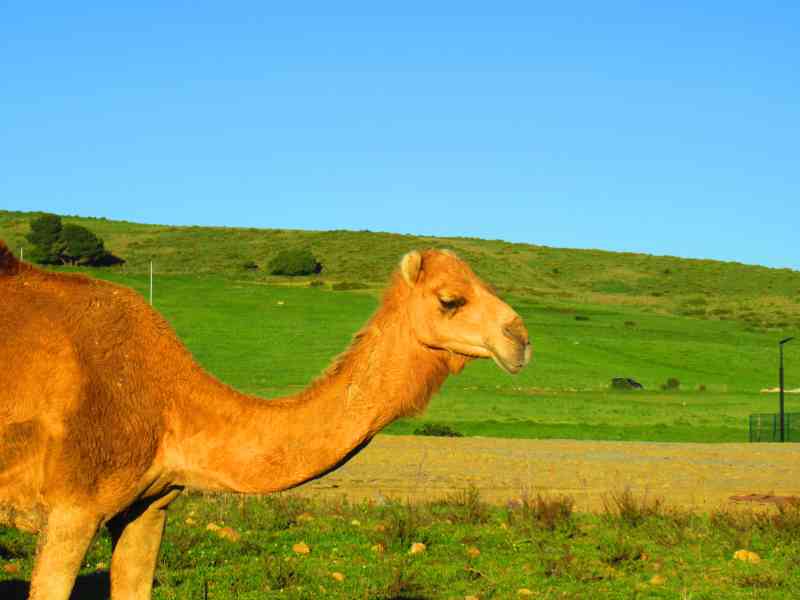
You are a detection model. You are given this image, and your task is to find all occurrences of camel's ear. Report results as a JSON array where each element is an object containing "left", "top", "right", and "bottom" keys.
[{"left": 400, "top": 250, "right": 422, "bottom": 286}]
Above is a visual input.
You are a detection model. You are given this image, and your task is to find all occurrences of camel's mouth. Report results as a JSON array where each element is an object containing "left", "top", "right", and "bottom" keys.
[
  {"left": 490, "top": 343, "right": 532, "bottom": 375},
  {"left": 431, "top": 342, "right": 532, "bottom": 374}
]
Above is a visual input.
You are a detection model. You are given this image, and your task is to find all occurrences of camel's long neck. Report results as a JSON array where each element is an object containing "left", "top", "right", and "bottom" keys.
[{"left": 166, "top": 282, "right": 453, "bottom": 494}]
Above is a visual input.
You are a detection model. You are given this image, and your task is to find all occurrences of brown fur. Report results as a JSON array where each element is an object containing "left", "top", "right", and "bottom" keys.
[{"left": 0, "top": 241, "right": 530, "bottom": 599}]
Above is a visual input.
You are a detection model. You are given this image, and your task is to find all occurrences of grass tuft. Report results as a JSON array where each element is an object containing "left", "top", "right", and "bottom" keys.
[
  {"left": 508, "top": 491, "right": 575, "bottom": 532},
  {"left": 602, "top": 488, "right": 671, "bottom": 527}
]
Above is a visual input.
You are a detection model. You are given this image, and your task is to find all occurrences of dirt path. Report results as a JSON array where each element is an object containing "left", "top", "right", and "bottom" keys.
[{"left": 290, "top": 435, "right": 800, "bottom": 512}]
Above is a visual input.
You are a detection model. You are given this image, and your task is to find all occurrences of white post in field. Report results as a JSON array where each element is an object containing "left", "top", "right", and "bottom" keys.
[
  {"left": 149, "top": 260, "right": 153, "bottom": 306},
  {"left": 19, "top": 247, "right": 23, "bottom": 262}
]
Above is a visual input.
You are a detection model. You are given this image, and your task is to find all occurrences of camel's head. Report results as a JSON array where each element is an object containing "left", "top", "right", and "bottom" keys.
[{"left": 399, "top": 249, "right": 531, "bottom": 374}]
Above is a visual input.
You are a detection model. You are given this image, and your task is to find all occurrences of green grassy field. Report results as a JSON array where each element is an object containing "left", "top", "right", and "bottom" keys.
[
  {"left": 67, "top": 270, "right": 798, "bottom": 444},
  {"left": 2, "top": 490, "right": 799, "bottom": 599},
  {"left": 3, "top": 209, "right": 800, "bottom": 333}
]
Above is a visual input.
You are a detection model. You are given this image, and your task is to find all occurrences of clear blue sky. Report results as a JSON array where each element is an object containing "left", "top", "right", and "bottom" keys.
[{"left": 2, "top": 3, "right": 799, "bottom": 269}]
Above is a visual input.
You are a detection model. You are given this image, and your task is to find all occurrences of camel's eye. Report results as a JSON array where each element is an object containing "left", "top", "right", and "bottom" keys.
[{"left": 439, "top": 296, "right": 465, "bottom": 311}]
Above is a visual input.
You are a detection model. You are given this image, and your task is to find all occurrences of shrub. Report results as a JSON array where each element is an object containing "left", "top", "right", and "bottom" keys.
[
  {"left": 25, "top": 213, "right": 65, "bottom": 264},
  {"left": 308, "top": 280, "right": 325, "bottom": 287},
  {"left": 242, "top": 260, "right": 259, "bottom": 271},
  {"left": 661, "top": 377, "right": 680, "bottom": 391},
  {"left": 60, "top": 224, "right": 108, "bottom": 265},
  {"left": 413, "top": 423, "right": 463, "bottom": 437},
  {"left": 268, "top": 249, "right": 321, "bottom": 276},
  {"left": 575, "top": 315, "right": 590, "bottom": 321},
  {"left": 332, "top": 281, "right": 369, "bottom": 291},
  {"left": 26, "top": 214, "right": 115, "bottom": 266}
]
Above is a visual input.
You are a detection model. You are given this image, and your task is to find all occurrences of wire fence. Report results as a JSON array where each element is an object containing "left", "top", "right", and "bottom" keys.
[{"left": 749, "top": 412, "right": 800, "bottom": 442}]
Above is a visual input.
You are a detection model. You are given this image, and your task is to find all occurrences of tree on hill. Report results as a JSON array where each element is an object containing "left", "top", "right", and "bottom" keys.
[
  {"left": 61, "top": 223, "right": 108, "bottom": 265},
  {"left": 25, "top": 213, "right": 65, "bottom": 264},
  {"left": 25, "top": 213, "right": 119, "bottom": 266}
]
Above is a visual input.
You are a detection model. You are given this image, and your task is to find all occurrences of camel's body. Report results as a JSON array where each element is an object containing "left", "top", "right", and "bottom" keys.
[{"left": 0, "top": 241, "right": 530, "bottom": 600}]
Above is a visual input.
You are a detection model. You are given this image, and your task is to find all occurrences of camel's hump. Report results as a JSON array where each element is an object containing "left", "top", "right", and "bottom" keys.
[{"left": 0, "top": 241, "right": 20, "bottom": 276}]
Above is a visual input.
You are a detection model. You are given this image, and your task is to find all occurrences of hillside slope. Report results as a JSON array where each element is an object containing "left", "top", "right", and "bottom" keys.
[{"left": 1, "top": 209, "right": 799, "bottom": 331}]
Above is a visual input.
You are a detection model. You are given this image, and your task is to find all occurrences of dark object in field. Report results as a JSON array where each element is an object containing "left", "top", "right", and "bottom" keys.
[
  {"left": 611, "top": 378, "right": 643, "bottom": 390},
  {"left": 661, "top": 377, "right": 680, "bottom": 391},
  {"left": 414, "top": 423, "right": 464, "bottom": 437},
  {"left": 574, "top": 315, "right": 590, "bottom": 321},
  {"left": 332, "top": 281, "right": 369, "bottom": 291}
]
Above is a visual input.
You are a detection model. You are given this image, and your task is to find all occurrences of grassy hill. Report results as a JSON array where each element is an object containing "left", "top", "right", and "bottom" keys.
[
  {"left": 2, "top": 209, "right": 799, "bottom": 333},
  {"left": 3, "top": 209, "right": 798, "bottom": 443}
]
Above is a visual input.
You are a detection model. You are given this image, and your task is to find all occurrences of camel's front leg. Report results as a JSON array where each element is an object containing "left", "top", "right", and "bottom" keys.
[
  {"left": 107, "top": 489, "right": 181, "bottom": 600},
  {"left": 29, "top": 507, "right": 100, "bottom": 600}
]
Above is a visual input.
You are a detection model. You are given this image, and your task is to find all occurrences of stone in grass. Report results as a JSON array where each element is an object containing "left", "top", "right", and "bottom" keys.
[
  {"left": 296, "top": 512, "right": 315, "bottom": 523},
  {"left": 517, "top": 590, "right": 534, "bottom": 597},
  {"left": 292, "top": 542, "right": 311, "bottom": 555},
  {"left": 331, "top": 572, "right": 345, "bottom": 582},
  {"left": 733, "top": 549, "right": 761, "bottom": 563},
  {"left": 205, "top": 522, "right": 239, "bottom": 542},
  {"left": 466, "top": 546, "right": 481, "bottom": 558},
  {"left": 409, "top": 542, "right": 427, "bottom": 555},
  {"left": 216, "top": 526, "right": 241, "bottom": 543},
  {"left": 649, "top": 574, "right": 666, "bottom": 585}
]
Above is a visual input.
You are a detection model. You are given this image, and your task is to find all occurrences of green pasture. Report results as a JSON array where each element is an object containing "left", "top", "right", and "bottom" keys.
[
  {"left": 3, "top": 208, "right": 800, "bottom": 332},
  {"left": 2, "top": 490, "right": 799, "bottom": 599},
  {"left": 83, "top": 271, "right": 798, "bottom": 444}
]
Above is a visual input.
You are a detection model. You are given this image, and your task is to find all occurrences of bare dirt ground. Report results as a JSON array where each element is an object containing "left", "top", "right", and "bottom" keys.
[{"left": 290, "top": 435, "right": 800, "bottom": 512}]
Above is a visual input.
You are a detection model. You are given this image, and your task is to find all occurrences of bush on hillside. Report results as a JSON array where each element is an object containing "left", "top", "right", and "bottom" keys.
[
  {"left": 26, "top": 214, "right": 117, "bottom": 266},
  {"left": 242, "top": 260, "right": 259, "bottom": 271},
  {"left": 25, "top": 213, "right": 65, "bottom": 264},
  {"left": 268, "top": 249, "right": 322, "bottom": 276},
  {"left": 60, "top": 224, "right": 108, "bottom": 265},
  {"left": 661, "top": 377, "right": 681, "bottom": 391}
]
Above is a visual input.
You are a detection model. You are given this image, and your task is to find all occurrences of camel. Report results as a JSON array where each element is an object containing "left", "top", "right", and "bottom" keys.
[{"left": 0, "top": 240, "right": 531, "bottom": 600}]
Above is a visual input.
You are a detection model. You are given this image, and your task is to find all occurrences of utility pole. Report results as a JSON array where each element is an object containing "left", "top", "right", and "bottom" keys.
[{"left": 779, "top": 337, "right": 794, "bottom": 442}]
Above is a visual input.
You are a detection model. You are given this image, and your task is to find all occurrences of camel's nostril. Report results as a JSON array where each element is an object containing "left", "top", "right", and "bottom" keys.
[{"left": 503, "top": 317, "right": 528, "bottom": 346}]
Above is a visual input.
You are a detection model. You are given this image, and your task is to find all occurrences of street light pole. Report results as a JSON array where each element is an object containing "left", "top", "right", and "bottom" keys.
[{"left": 780, "top": 337, "right": 794, "bottom": 442}]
